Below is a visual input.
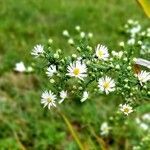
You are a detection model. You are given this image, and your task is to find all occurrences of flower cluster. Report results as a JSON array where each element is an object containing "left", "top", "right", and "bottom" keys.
[
  {"left": 133, "top": 113, "right": 150, "bottom": 149},
  {"left": 120, "top": 19, "right": 150, "bottom": 58},
  {"left": 100, "top": 122, "right": 111, "bottom": 136},
  {"left": 135, "top": 113, "right": 150, "bottom": 131},
  {"left": 31, "top": 25, "right": 150, "bottom": 115}
]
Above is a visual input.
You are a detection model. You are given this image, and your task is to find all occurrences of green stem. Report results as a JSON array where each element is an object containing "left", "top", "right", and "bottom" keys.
[{"left": 58, "top": 109, "right": 84, "bottom": 150}]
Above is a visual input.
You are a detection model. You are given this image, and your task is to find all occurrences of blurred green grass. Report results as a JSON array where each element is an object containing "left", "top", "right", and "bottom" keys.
[{"left": 0, "top": 0, "right": 150, "bottom": 149}]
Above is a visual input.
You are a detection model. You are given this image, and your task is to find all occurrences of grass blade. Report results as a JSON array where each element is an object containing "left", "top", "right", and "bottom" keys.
[
  {"left": 59, "top": 111, "right": 84, "bottom": 150},
  {"left": 137, "top": 0, "right": 150, "bottom": 17}
]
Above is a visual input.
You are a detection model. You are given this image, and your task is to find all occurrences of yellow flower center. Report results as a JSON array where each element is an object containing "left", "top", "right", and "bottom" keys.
[
  {"left": 47, "top": 97, "right": 52, "bottom": 103},
  {"left": 103, "top": 82, "right": 110, "bottom": 89},
  {"left": 73, "top": 68, "right": 80, "bottom": 75},
  {"left": 98, "top": 50, "right": 104, "bottom": 58},
  {"left": 124, "top": 108, "right": 129, "bottom": 113}
]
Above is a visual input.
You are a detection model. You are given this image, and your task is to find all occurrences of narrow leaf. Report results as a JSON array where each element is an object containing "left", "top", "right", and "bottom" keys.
[
  {"left": 60, "top": 111, "right": 84, "bottom": 150},
  {"left": 137, "top": 0, "right": 150, "bottom": 17}
]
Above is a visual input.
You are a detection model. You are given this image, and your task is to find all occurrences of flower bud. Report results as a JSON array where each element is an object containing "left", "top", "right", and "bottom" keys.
[
  {"left": 68, "top": 38, "right": 74, "bottom": 45},
  {"left": 79, "top": 87, "right": 83, "bottom": 90},
  {"left": 72, "top": 54, "right": 77, "bottom": 58},
  {"left": 50, "top": 79, "right": 55, "bottom": 83},
  {"left": 57, "top": 49, "right": 62, "bottom": 53},
  {"left": 54, "top": 53, "right": 59, "bottom": 59},
  {"left": 88, "top": 32, "right": 93, "bottom": 38},
  {"left": 130, "top": 93, "right": 133, "bottom": 96},
  {"left": 62, "top": 30, "right": 69, "bottom": 37},
  {"left": 124, "top": 79, "right": 128, "bottom": 83},
  {"left": 87, "top": 46, "right": 92, "bottom": 51},
  {"left": 80, "top": 32, "right": 85, "bottom": 38},
  {"left": 86, "top": 60, "right": 91, "bottom": 65},
  {"left": 75, "top": 25, "right": 81, "bottom": 31},
  {"left": 48, "top": 38, "right": 53, "bottom": 44},
  {"left": 73, "top": 85, "right": 77, "bottom": 89},
  {"left": 127, "top": 66, "right": 132, "bottom": 70},
  {"left": 115, "top": 65, "right": 120, "bottom": 69},
  {"left": 77, "top": 47, "right": 81, "bottom": 52},
  {"left": 123, "top": 57, "right": 128, "bottom": 61},
  {"left": 119, "top": 41, "right": 125, "bottom": 47}
]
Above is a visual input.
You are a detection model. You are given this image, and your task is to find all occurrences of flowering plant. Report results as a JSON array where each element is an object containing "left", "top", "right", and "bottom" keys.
[{"left": 31, "top": 23, "right": 149, "bottom": 116}]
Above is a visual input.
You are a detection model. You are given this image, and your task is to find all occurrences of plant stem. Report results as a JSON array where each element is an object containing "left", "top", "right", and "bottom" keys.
[{"left": 57, "top": 109, "right": 84, "bottom": 150}]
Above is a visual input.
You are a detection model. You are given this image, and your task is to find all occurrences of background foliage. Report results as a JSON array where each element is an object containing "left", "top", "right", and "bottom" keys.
[{"left": 0, "top": 0, "right": 149, "bottom": 149}]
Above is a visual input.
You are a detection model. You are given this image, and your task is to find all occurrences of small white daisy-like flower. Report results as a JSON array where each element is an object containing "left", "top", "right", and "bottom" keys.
[
  {"left": 81, "top": 91, "right": 89, "bottom": 102},
  {"left": 100, "top": 122, "right": 111, "bottom": 136},
  {"left": 98, "top": 76, "right": 115, "bottom": 94},
  {"left": 59, "top": 90, "right": 67, "bottom": 104},
  {"left": 46, "top": 65, "right": 57, "bottom": 77},
  {"left": 95, "top": 44, "right": 109, "bottom": 60},
  {"left": 137, "top": 70, "right": 150, "bottom": 85},
  {"left": 31, "top": 44, "right": 44, "bottom": 57},
  {"left": 119, "top": 104, "right": 133, "bottom": 116},
  {"left": 14, "top": 62, "right": 26, "bottom": 73},
  {"left": 41, "top": 91, "right": 56, "bottom": 109},
  {"left": 67, "top": 60, "right": 87, "bottom": 80}
]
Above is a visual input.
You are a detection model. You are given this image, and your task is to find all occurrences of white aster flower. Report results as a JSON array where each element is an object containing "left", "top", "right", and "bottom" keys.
[
  {"left": 46, "top": 65, "right": 57, "bottom": 77},
  {"left": 67, "top": 60, "right": 87, "bottom": 80},
  {"left": 14, "top": 62, "right": 26, "bottom": 73},
  {"left": 95, "top": 44, "right": 109, "bottom": 60},
  {"left": 59, "top": 90, "right": 67, "bottom": 104},
  {"left": 100, "top": 122, "right": 111, "bottom": 136},
  {"left": 98, "top": 76, "right": 115, "bottom": 94},
  {"left": 137, "top": 70, "right": 150, "bottom": 85},
  {"left": 81, "top": 91, "right": 89, "bottom": 102},
  {"left": 41, "top": 91, "right": 56, "bottom": 109},
  {"left": 31, "top": 44, "right": 44, "bottom": 57},
  {"left": 119, "top": 104, "right": 133, "bottom": 115}
]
